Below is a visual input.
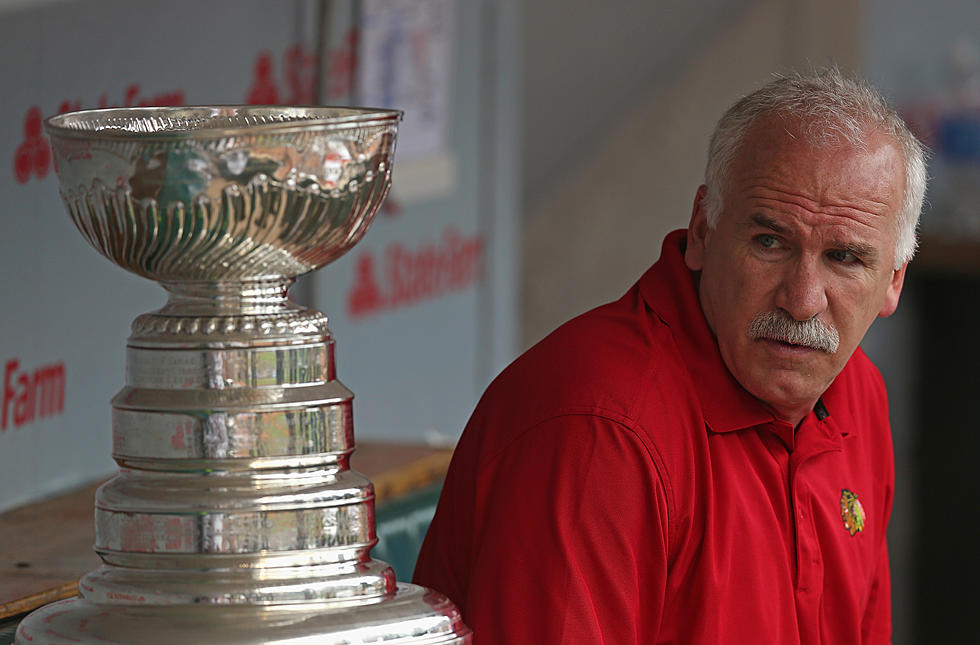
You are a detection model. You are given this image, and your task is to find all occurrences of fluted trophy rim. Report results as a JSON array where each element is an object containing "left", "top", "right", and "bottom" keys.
[
  {"left": 43, "top": 105, "right": 401, "bottom": 284},
  {"left": 44, "top": 105, "right": 403, "bottom": 141}
]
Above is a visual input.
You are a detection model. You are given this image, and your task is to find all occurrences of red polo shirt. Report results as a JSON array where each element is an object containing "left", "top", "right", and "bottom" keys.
[{"left": 414, "top": 230, "right": 894, "bottom": 644}]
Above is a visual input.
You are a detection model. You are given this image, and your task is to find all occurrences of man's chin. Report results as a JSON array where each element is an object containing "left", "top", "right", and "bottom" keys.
[
  {"left": 741, "top": 369, "right": 828, "bottom": 419},
  {"left": 727, "top": 345, "right": 836, "bottom": 413}
]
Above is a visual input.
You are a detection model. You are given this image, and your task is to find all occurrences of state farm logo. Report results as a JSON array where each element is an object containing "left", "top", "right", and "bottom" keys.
[
  {"left": 347, "top": 227, "right": 485, "bottom": 319},
  {"left": 2, "top": 359, "right": 66, "bottom": 430}
]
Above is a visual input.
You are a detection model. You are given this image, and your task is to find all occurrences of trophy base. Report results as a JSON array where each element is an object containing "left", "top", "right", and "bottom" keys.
[{"left": 14, "top": 583, "right": 470, "bottom": 644}]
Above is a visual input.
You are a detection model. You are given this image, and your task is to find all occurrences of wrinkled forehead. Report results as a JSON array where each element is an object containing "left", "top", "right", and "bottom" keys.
[
  {"left": 723, "top": 115, "right": 907, "bottom": 249},
  {"left": 729, "top": 114, "right": 906, "bottom": 202}
]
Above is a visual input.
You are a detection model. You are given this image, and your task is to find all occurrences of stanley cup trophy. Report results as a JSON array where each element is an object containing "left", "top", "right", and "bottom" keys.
[{"left": 16, "top": 106, "right": 470, "bottom": 644}]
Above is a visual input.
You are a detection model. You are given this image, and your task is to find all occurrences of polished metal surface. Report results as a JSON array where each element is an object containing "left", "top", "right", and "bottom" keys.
[
  {"left": 16, "top": 107, "right": 470, "bottom": 644},
  {"left": 49, "top": 106, "right": 396, "bottom": 283}
]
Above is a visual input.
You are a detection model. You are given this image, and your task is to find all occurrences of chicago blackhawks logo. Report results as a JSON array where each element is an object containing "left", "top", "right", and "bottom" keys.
[{"left": 840, "top": 489, "right": 865, "bottom": 536}]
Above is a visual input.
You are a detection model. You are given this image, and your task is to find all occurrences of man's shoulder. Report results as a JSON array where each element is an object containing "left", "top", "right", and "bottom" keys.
[
  {"left": 825, "top": 346, "right": 891, "bottom": 438},
  {"left": 837, "top": 347, "right": 888, "bottom": 403},
  {"left": 474, "top": 286, "right": 699, "bottom": 446}
]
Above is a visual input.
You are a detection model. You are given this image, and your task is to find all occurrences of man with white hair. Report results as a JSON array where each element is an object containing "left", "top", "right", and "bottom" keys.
[{"left": 414, "top": 68, "right": 925, "bottom": 644}]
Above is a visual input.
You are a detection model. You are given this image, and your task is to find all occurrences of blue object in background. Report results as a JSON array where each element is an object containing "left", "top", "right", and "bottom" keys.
[
  {"left": 373, "top": 482, "right": 442, "bottom": 582},
  {"left": 938, "top": 111, "right": 980, "bottom": 161}
]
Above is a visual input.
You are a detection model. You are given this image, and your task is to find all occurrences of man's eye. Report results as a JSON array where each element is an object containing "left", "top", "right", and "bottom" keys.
[
  {"left": 756, "top": 234, "right": 781, "bottom": 249},
  {"left": 828, "top": 249, "right": 858, "bottom": 264}
]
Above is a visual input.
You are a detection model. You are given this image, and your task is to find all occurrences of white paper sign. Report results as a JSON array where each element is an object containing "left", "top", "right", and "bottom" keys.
[{"left": 358, "top": 0, "right": 455, "bottom": 160}]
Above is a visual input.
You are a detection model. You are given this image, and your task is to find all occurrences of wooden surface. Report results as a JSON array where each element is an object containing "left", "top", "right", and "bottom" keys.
[
  {"left": 0, "top": 480, "right": 102, "bottom": 621},
  {"left": 0, "top": 442, "right": 453, "bottom": 620}
]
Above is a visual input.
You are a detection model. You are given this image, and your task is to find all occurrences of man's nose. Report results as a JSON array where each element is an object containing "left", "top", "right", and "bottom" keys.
[{"left": 775, "top": 258, "right": 828, "bottom": 321}]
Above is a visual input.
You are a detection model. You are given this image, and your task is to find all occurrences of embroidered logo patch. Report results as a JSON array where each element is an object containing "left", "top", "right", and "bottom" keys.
[{"left": 840, "top": 489, "right": 865, "bottom": 536}]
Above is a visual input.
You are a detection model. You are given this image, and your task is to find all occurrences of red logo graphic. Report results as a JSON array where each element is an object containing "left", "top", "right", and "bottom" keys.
[
  {"left": 2, "top": 358, "right": 66, "bottom": 430},
  {"left": 115, "top": 83, "right": 184, "bottom": 109},
  {"left": 347, "top": 227, "right": 486, "bottom": 319},
  {"left": 284, "top": 44, "right": 316, "bottom": 104},
  {"left": 13, "top": 107, "right": 51, "bottom": 184},
  {"left": 163, "top": 516, "right": 185, "bottom": 551},
  {"left": 382, "top": 196, "right": 403, "bottom": 217},
  {"left": 169, "top": 419, "right": 194, "bottom": 452},
  {"left": 246, "top": 30, "right": 360, "bottom": 106},
  {"left": 13, "top": 85, "right": 184, "bottom": 185},
  {"left": 326, "top": 29, "right": 359, "bottom": 99},
  {"left": 58, "top": 99, "right": 81, "bottom": 114},
  {"left": 246, "top": 50, "right": 280, "bottom": 104},
  {"left": 349, "top": 254, "right": 385, "bottom": 316}
]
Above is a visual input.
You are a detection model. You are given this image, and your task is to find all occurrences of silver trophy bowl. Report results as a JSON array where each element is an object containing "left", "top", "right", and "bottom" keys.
[{"left": 15, "top": 107, "right": 470, "bottom": 644}]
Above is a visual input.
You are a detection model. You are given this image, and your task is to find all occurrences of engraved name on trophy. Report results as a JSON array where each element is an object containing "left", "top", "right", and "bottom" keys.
[{"left": 16, "top": 107, "right": 470, "bottom": 644}]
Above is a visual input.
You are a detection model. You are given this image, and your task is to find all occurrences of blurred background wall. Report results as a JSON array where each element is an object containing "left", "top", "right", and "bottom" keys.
[
  {"left": 1, "top": 0, "right": 977, "bottom": 641},
  {"left": 522, "top": 0, "right": 860, "bottom": 346}
]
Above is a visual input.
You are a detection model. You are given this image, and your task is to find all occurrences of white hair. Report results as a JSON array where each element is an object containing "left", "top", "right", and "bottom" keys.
[{"left": 703, "top": 68, "right": 928, "bottom": 269}]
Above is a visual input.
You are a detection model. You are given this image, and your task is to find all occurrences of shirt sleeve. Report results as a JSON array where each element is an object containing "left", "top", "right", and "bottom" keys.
[{"left": 420, "top": 414, "right": 670, "bottom": 644}]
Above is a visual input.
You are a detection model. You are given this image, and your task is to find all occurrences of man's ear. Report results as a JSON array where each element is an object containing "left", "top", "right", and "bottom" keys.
[
  {"left": 878, "top": 261, "right": 908, "bottom": 317},
  {"left": 685, "top": 185, "right": 710, "bottom": 271}
]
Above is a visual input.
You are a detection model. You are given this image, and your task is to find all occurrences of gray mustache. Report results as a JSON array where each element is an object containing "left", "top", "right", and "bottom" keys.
[{"left": 747, "top": 311, "right": 840, "bottom": 353}]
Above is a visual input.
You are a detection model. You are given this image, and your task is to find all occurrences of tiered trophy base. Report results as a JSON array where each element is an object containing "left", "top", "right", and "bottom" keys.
[
  {"left": 17, "top": 584, "right": 465, "bottom": 644},
  {"left": 13, "top": 286, "right": 470, "bottom": 644}
]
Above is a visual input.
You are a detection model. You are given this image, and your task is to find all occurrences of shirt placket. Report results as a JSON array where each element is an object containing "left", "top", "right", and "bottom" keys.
[{"left": 789, "top": 414, "right": 843, "bottom": 644}]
